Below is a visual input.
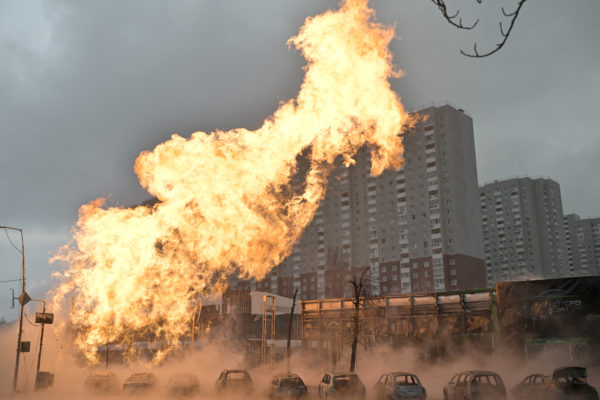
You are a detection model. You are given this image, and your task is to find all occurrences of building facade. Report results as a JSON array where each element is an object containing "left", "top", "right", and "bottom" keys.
[
  {"left": 231, "top": 104, "right": 486, "bottom": 299},
  {"left": 479, "top": 177, "right": 568, "bottom": 285},
  {"left": 564, "top": 214, "right": 600, "bottom": 276}
]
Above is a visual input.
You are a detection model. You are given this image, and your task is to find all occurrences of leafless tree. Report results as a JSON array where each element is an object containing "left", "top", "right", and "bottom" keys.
[
  {"left": 348, "top": 267, "right": 371, "bottom": 372},
  {"left": 432, "top": 0, "right": 529, "bottom": 58}
]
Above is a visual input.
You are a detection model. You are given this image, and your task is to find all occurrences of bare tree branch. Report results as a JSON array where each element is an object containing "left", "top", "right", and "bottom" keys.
[
  {"left": 459, "top": 0, "right": 528, "bottom": 58},
  {"left": 431, "top": 0, "right": 479, "bottom": 30}
]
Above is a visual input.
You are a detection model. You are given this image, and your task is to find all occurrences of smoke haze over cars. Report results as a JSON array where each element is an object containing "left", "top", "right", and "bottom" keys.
[{"left": 2, "top": 320, "right": 600, "bottom": 399}]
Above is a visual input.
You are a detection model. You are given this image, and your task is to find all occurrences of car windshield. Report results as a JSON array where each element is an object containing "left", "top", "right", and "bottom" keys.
[
  {"left": 395, "top": 375, "right": 418, "bottom": 386},
  {"left": 557, "top": 376, "right": 587, "bottom": 384},
  {"left": 128, "top": 373, "right": 153, "bottom": 382},
  {"left": 334, "top": 375, "right": 360, "bottom": 389},
  {"left": 227, "top": 371, "right": 249, "bottom": 380},
  {"left": 472, "top": 375, "right": 499, "bottom": 386},
  {"left": 281, "top": 378, "right": 304, "bottom": 388}
]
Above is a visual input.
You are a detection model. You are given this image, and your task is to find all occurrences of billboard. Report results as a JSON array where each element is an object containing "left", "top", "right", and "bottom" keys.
[{"left": 495, "top": 276, "right": 600, "bottom": 355}]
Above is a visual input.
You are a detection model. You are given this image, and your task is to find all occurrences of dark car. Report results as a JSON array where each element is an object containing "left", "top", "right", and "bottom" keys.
[
  {"left": 167, "top": 373, "right": 200, "bottom": 397},
  {"left": 553, "top": 367, "right": 598, "bottom": 400},
  {"left": 512, "top": 367, "right": 599, "bottom": 400},
  {"left": 373, "top": 372, "right": 427, "bottom": 400},
  {"left": 269, "top": 373, "right": 308, "bottom": 399},
  {"left": 318, "top": 372, "right": 366, "bottom": 400},
  {"left": 443, "top": 370, "right": 506, "bottom": 400},
  {"left": 215, "top": 369, "right": 254, "bottom": 394},
  {"left": 122, "top": 372, "right": 158, "bottom": 395},
  {"left": 84, "top": 371, "right": 120, "bottom": 394}
]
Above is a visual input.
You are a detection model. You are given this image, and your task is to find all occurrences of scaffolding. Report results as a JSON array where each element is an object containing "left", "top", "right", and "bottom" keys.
[
  {"left": 261, "top": 295, "right": 276, "bottom": 365},
  {"left": 300, "top": 289, "right": 496, "bottom": 364}
]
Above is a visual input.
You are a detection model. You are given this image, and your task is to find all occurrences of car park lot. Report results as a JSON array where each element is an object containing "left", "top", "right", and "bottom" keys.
[{"left": 3, "top": 359, "right": 600, "bottom": 400}]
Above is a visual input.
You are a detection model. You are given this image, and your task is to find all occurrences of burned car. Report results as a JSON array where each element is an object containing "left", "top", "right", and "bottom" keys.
[
  {"left": 84, "top": 371, "right": 120, "bottom": 394},
  {"left": 443, "top": 370, "right": 506, "bottom": 400},
  {"left": 512, "top": 367, "right": 598, "bottom": 400},
  {"left": 553, "top": 367, "right": 599, "bottom": 400},
  {"left": 318, "top": 372, "right": 366, "bottom": 400},
  {"left": 122, "top": 372, "right": 158, "bottom": 395},
  {"left": 167, "top": 373, "right": 200, "bottom": 397},
  {"left": 373, "top": 372, "right": 427, "bottom": 400},
  {"left": 269, "top": 373, "right": 308, "bottom": 399},
  {"left": 215, "top": 369, "right": 254, "bottom": 394}
]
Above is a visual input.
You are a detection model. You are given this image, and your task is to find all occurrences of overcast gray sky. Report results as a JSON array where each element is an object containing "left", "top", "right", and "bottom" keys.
[{"left": 1, "top": 0, "right": 599, "bottom": 320}]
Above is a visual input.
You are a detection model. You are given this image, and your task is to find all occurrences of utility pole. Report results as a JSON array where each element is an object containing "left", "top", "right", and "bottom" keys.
[
  {"left": 35, "top": 301, "right": 46, "bottom": 376},
  {"left": 190, "top": 296, "right": 201, "bottom": 352},
  {"left": 286, "top": 289, "right": 297, "bottom": 374},
  {"left": 1, "top": 226, "right": 26, "bottom": 393}
]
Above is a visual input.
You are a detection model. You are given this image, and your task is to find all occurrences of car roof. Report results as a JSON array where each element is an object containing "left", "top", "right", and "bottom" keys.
[
  {"left": 456, "top": 370, "right": 501, "bottom": 376},
  {"left": 553, "top": 366, "right": 587, "bottom": 378},
  {"left": 389, "top": 372, "right": 419, "bottom": 377},
  {"left": 88, "top": 371, "right": 116, "bottom": 377},
  {"left": 324, "top": 371, "right": 359, "bottom": 376},
  {"left": 274, "top": 373, "right": 301, "bottom": 379},
  {"left": 224, "top": 369, "right": 248, "bottom": 373}
]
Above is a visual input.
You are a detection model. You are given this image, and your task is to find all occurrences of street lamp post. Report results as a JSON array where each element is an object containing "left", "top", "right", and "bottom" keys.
[{"left": 1, "top": 226, "right": 26, "bottom": 392}]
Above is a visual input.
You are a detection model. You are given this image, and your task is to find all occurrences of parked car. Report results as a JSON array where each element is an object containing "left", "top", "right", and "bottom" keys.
[
  {"left": 373, "top": 372, "right": 427, "bottom": 400},
  {"left": 122, "top": 372, "right": 158, "bottom": 395},
  {"left": 512, "top": 367, "right": 599, "bottom": 400},
  {"left": 215, "top": 369, "right": 254, "bottom": 394},
  {"left": 84, "top": 371, "right": 120, "bottom": 394},
  {"left": 553, "top": 367, "right": 599, "bottom": 400},
  {"left": 318, "top": 372, "right": 366, "bottom": 400},
  {"left": 443, "top": 370, "right": 506, "bottom": 400},
  {"left": 167, "top": 373, "right": 200, "bottom": 397},
  {"left": 269, "top": 373, "right": 308, "bottom": 399},
  {"left": 512, "top": 373, "right": 563, "bottom": 400}
]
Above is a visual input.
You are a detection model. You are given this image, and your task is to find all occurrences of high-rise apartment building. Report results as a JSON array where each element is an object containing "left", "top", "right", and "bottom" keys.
[
  {"left": 479, "top": 177, "right": 567, "bottom": 286},
  {"left": 241, "top": 104, "right": 485, "bottom": 300},
  {"left": 564, "top": 214, "right": 600, "bottom": 276}
]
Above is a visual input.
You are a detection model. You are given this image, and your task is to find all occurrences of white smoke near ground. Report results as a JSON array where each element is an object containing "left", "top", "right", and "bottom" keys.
[{"left": 3, "top": 317, "right": 600, "bottom": 400}]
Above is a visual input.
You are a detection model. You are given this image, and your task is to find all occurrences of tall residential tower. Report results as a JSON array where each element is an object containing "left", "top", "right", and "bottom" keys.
[
  {"left": 479, "top": 177, "right": 567, "bottom": 285},
  {"left": 564, "top": 214, "right": 600, "bottom": 276},
  {"left": 252, "top": 104, "right": 486, "bottom": 300}
]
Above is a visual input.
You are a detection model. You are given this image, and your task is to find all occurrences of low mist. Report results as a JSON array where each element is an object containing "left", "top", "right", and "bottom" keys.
[{"left": 2, "top": 320, "right": 599, "bottom": 400}]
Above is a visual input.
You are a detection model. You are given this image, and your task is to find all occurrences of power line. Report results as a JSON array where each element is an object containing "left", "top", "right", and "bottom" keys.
[
  {"left": 0, "top": 278, "right": 21, "bottom": 283},
  {"left": 3, "top": 228, "right": 23, "bottom": 254}
]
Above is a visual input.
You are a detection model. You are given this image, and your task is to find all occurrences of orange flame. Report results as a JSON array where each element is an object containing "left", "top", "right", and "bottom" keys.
[{"left": 51, "top": 0, "right": 408, "bottom": 363}]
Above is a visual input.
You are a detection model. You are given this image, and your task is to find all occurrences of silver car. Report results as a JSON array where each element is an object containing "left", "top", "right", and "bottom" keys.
[
  {"left": 122, "top": 372, "right": 158, "bottom": 395},
  {"left": 318, "top": 372, "right": 365, "bottom": 400},
  {"left": 443, "top": 371, "right": 506, "bottom": 400},
  {"left": 373, "top": 372, "right": 426, "bottom": 400},
  {"left": 269, "top": 373, "right": 308, "bottom": 399}
]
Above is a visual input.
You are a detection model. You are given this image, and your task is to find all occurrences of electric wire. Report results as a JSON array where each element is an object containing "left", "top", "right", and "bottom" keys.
[
  {"left": 0, "top": 278, "right": 21, "bottom": 283},
  {"left": 3, "top": 227, "right": 23, "bottom": 254},
  {"left": 24, "top": 312, "right": 39, "bottom": 327}
]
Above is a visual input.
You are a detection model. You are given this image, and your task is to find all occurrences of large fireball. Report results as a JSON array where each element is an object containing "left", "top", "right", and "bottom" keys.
[{"left": 52, "top": 0, "right": 409, "bottom": 363}]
